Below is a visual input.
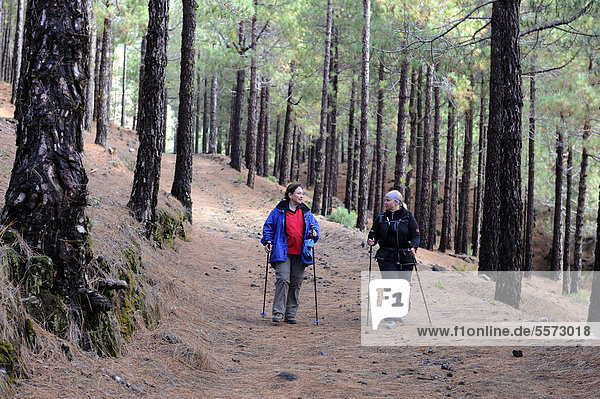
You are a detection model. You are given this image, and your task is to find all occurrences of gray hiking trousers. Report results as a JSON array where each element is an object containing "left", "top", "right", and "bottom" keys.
[{"left": 272, "top": 255, "right": 305, "bottom": 317}]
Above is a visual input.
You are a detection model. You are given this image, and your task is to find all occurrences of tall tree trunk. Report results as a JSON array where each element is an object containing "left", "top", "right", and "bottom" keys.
[
  {"left": 256, "top": 82, "right": 266, "bottom": 177},
  {"left": 344, "top": 75, "right": 356, "bottom": 210},
  {"left": 9, "top": 0, "right": 25, "bottom": 104},
  {"left": 352, "top": 126, "right": 361, "bottom": 212},
  {"left": 1, "top": 0, "right": 100, "bottom": 340},
  {"left": 202, "top": 76, "right": 209, "bottom": 153},
  {"left": 550, "top": 125, "right": 564, "bottom": 281},
  {"left": 587, "top": 183, "right": 600, "bottom": 322},
  {"left": 562, "top": 146, "right": 573, "bottom": 294},
  {"left": 329, "top": 31, "right": 340, "bottom": 198},
  {"left": 492, "top": 0, "right": 523, "bottom": 308},
  {"left": 372, "top": 59, "right": 385, "bottom": 219},
  {"left": 95, "top": 2, "right": 112, "bottom": 147},
  {"left": 195, "top": 63, "right": 202, "bottom": 153},
  {"left": 128, "top": 0, "right": 169, "bottom": 235},
  {"left": 523, "top": 72, "right": 535, "bottom": 274},
  {"left": 208, "top": 75, "right": 218, "bottom": 154},
  {"left": 120, "top": 44, "right": 127, "bottom": 127},
  {"left": 414, "top": 66, "right": 424, "bottom": 217},
  {"left": 572, "top": 126, "right": 591, "bottom": 293},
  {"left": 472, "top": 75, "right": 487, "bottom": 256},
  {"left": 245, "top": 2, "right": 260, "bottom": 189},
  {"left": 456, "top": 84, "right": 474, "bottom": 255},
  {"left": 273, "top": 114, "right": 281, "bottom": 177},
  {"left": 311, "top": 0, "right": 333, "bottom": 214},
  {"left": 278, "top": 64, "right": 295, "bottom": 185},
  {"left": 356, "top": 0, "right": 371, "bottom": 230},
  {"left": 290, "top": 123, "right": 297, "bottom": 181},
  {"left": 405, "top": 67, "right": 417, "bottom": 208},
  {"left": 171, "top": 0, "right": 195, "bottom": 221},
  {"left": 229, "top": 68, "right": 246, "bottom": 170},
  {"left": 368, "top": 153, "right": 376, "bottom": 211},
  {"left": 135, "top": 33, "right": 147, "bottom": 132},
  {"left": 0, "top": 5, "right": 12, "bottom": 82},
  {"left": 418, "top": 64, "right": 433, "bottom": 249},
  {"left": 85, "top": 0, "right": 97, "bottom": 131},
  {"left": 394, "top": 56, "right": 410, "bottom": 195},
  {"left": 439, "top": 96, "right": 456, "bottom": 252},
  {"left": 262, "top": 81, "right": 270, "bottom": 177},
  {"left": 428, "top": 84, "right": 441, "bottom": 250}
]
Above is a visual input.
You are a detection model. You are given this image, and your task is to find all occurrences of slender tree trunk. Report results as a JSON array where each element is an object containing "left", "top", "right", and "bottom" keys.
[
  {"left": 195, "top": 64, "right": 202, "bottom": 153},
  {"left": 368, "top": 153, "right": 376, "bottom": 211},
  {"left": 439, "top": 96, "right": 456, "bottom": 252},
  {"left": 208, "top": 75, "right": 218, "bottom": 154},
  {"left": 311, "top": 0, "right": 333, "bottom": 214},
  {"left": 456, "top": 84, "right": 474, "bottom": 255},
  {"left": 428, "top": 84, "right": 441, "bottom": 250},
  {"left": 135, "top": 33, "right": 147, "bottom": 132},
  {"left": 356, "top": 0, "right": 371, "bottom": 230},
  {"left": 587, "top": 183, "right": 600, "bottom": 322},
  {"left": 418, "top": 64, "right": 433, "bottom": 249},
  {"left": 256, "top": 82, "right": 266, "bottom": 177},
  {"left": 329, "top": 31, "right": 339, "bottom": 198},
  {"left": 120, "top": 44, "right": 127, "bottom": 127},
  {"left": 85, "top": 1, "right": 97, "bottom": 131},
  {"left": 229, "top": 68, "right": 246, "bottom": 169},
  {"left": 202, "top": 76, "right": 209, "bottom": 153},
  {"left": 262, "top": 81, "right": 270, "bottom": 177},
  {"left": 372, "top": 59, "right": 385, "bottom": 219},
  {"left": 414, "top": 66, "right": 424, "bottom": 217},
  {"left": 352, "top": 126, "right": 361, "bottom": 212},
  {"left": 171, "top": 0, "right": 195, "bottom": 221},
  {"left": 245, "top": 2, "right": 260, "bottom": 188},
  {"left": 95, "top": 2, "right": 112, "bottom": 147},
  {"left": 344, "top": 75, "right": 356, "bottom": 210},
  {"left": 278, "top": 64, "right": 295, "bottom": 185},
  {"left": 273, "top": 114, "right": 281, "bottom": 177},
  {"left": 562, "top": 146, "right": 573, "bottom": 294},
  {"left": 128, "top": 0, "right": 169, "bottom": 234},
  {"left": 523, "top": 73, "right": 536, "bottom": 274},
  {"left": 405, "top": 67, "right": 417, "bottom": 208},
  {"left": 492, "top": 0, "right": 523, "bottom": 308},
  {"left": 0, "top": 6, "right": 12, "bottom": 82},
  {"left": 550, "top": 125, "right": 564, "bottom": 281},
  {"left": 290, "top": 124, "right": 297, "bottom": 182},
  {"left": 394, "top": 56, "right": 410, "bottom": 195},
  {"left": 472, "top": 75, "right": 487, "bottom": 256},
  {"left": 9, "top": 0, "right": 25, "bottom": 104},
  {"left": 572, "top": 126, "right": 591, "bottom": 293}
]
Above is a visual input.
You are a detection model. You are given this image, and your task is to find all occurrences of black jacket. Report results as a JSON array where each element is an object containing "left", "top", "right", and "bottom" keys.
[{"left": 368, "top": 207, "right": 420, "bottom": 263}]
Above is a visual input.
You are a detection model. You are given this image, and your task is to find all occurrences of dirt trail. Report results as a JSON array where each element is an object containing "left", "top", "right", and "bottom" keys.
[{"left": 1, "top": 81, "right": 599, "bottom": 398}]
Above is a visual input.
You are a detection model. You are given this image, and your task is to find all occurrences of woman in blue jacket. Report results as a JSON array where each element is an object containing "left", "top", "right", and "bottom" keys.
[{"left": 261, "top": 183, "right": 319, "bottom": 324}]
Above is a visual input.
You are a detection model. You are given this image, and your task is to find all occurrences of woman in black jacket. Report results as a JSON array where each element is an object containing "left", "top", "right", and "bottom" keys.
[{"left": 367, "top": 190, "right": 420, "bottom": 281}]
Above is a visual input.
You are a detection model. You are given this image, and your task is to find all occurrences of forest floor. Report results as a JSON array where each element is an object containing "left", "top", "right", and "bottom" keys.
[{"left": 1, "top": 81, "right": 600, "bottom": 398}]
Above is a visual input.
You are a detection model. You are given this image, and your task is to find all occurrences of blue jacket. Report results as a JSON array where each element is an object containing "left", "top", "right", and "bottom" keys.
[{"left": 261, "top": 200, "right": 320, "bottom": 265}]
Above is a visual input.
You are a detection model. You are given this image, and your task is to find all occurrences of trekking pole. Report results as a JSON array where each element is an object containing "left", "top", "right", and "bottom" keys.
[
  {"left": 260, "top": 248, "right": 270, "bottom": 317},
  {"left": 310, "top": 224, "right": 320, "bottom": 325},
  {"left": 412, "top": 254, "right": 432, "bottom": 325},
  {"left": 366, "top": 245, "right": 373, "bottom": 325}
]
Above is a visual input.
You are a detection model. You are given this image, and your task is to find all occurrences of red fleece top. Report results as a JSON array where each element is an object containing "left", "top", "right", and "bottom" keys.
[{"left": 285, "top": 208, "right": 304, "bottom": 255}]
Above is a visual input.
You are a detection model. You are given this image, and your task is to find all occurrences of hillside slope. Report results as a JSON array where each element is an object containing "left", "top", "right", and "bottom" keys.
[{"left": 1, "top": 81, "right": 599, "bottom": 398}]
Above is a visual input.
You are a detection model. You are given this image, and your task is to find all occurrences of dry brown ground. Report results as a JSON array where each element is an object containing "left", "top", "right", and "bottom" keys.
[{"left": 1, "top": 81, "right": 600, "bottom": 398}]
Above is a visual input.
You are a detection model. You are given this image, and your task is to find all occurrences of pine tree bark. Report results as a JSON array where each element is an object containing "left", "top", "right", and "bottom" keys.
[
  {"left": 439, "top": 96, "right": 456, "bottom": 252},
  {"left": 587, "top": 183, "right": 600, "bottom": 322},
  {"left": 135, "top": 33, "right": 147, "bottom": 132},
  {"left": 372, "top": 59, "right": 385, "bottom": 219},
  {"left": 208, "top": 75, "right": 218, "bottom": 154},
  {"left": 344, "top": 76, "right": 356, "bottom": 210},
  {"left": 492, "top": 0, "right": 523, "bottom": 308},
  {"left": 95, "top": 2, "right": 113, "bottom": 147},
  {"left": 262, "top": 82, "right": 270, "bottom": 177},
  {"left": 273, "top": 114, "right": 281, "bottom": 177},
  {"left": 428, "top": 84, "right": 441, "bottom": 250},
  {"left": 524, "top": 73, "right": 536, "bottom": 274},
  {"left": 456, "top": 86, "right": 474, "bottom": 255},
  {"left": 352, "top": 126, "right": 361, "bottom": 212},
  {"left": 413, "top": 66, "right": 424, "bottom": 217},
  {"left": 120, "top": 44, "right": 127, "bottom": 127},
  {"left": 328, "top": 31, "right": 340, "bottom": 198},
  {"left": 85, "top": 1, "right": 97, "bottom": 131},
  {"left": 9, "top": 0, "right": 24, "bottom": 104},
  {"left": 128, "top": 0, "right": 169, "bottom": 235},
  {"left": 229, "top": 68, "right": 246, "bottom": 170},
  {"left": 171, "top": 0, "right": 196, "bottom": 221},
  {"left": 405, "top": 67, "right": 417, "bottom": 208},
  {"left": 356, "top": 0, "right": 371, "bottom": 230},
  {"left": 256, "top": 82, "right": 266, "bottom": 177},
  {"left": 394, "top": 56, "right": 410, "bottom": 194},
  {"left": 311, "top": 0, "right": 333, "bottom": 214},
  {"left": 195, "top": 64, "right": 202, "bottom": 153},
  {"left": 245, "top": 6, "right": 259, "bottom": 188},
  {"left": 550, "top": 125, "right": 564, "bottom": 281},
  {"left": 202, "top": 76, "right": 209, "bottom": 153},
  {"left": 418, "top": 64, "right": 433, "bottom": 249},
  {"left": 572, "top": 126, "right": 590, "bottom": 293},
  {"left": 278, "top": 64, "right": 295, "bottom": 185},
  {"left": 472, "top": 75, "right": 487, "bottom": 257},
  {"left": 562, "top": 146, "right": 573, "bottom": 294}
]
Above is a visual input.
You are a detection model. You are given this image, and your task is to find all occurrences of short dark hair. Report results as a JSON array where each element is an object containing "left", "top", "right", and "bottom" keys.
[{"left": 284, "top": 183, "right": 302, "bottom": 201}]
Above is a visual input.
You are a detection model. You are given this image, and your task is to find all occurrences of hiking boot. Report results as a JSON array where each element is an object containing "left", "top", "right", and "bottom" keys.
[
  {"left": 272, "top": 313, "right": 284, "bottom": 323},
  {"left": 284, "top": 316, "right": 297, "bottom": 324}
]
